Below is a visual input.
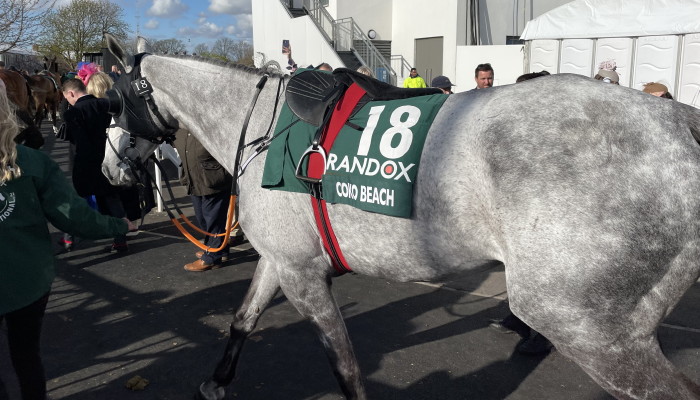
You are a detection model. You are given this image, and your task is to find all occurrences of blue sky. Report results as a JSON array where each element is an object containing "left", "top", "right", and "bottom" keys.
[{"left": 58, "top": 0, "right": 253, "bottom": 51}]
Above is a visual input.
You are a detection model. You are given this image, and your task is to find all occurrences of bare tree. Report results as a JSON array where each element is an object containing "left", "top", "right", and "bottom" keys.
[
  {"left": 193, "top": 43, "right": 210, "bottom": 56},
  {"left": 212, "top": 37, "right": 237, "bottom": 61},
  {"left": 212, "top": 38, "right": 254, "bottom": 65},
  {"left": 151, "top": 38, "right": 187, "bottom": 55},
  {"left": 38, "top": 0, "right": 129, "bottom": 70},
  {"left": 234, "top": 41, "right": 254, "bottom": 66},
  {"left": 0, "top": 0, "right": 56, "bottom": 53}
]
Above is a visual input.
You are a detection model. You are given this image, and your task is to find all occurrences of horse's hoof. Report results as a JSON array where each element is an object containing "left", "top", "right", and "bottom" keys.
[{"left": 196, "top": 381, "right": 225, "bottom": 400}]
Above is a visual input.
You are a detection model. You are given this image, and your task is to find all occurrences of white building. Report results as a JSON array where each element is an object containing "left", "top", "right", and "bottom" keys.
[
  {"left": 253, "top": 0, "right": 570, "bottom": 91},
  {"left": 253, "top": 0, "right": 700, "bottom": 106}
]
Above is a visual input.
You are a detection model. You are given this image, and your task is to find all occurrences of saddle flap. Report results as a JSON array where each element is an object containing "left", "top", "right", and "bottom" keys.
[{"left": 286, "top": 70, "right": 340, "bottom": 126}]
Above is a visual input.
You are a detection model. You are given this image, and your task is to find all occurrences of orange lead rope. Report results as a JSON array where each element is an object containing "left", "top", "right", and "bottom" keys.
[
  {"left": 170, "top": 194, "right": 238, "bottom": 252},
  {"left": 160, "top": 74, "right": 272, "bottom": 254}
]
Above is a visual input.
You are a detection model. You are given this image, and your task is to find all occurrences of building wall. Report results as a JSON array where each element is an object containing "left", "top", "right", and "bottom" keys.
[
  {"left": 252, "top": 0, "right": 343, "bottom": 73},
  {"left": 252, "top": 0, "right": 568, "bottom": 83},
  {"left": 474, "top": 0, "right": 570, "bottom": 45},
  {"left": 391, "top": 0, "right": 466, "bottom": 86},
  {"left": 335, "top": 0, "right": 393, "bottom": 41}
]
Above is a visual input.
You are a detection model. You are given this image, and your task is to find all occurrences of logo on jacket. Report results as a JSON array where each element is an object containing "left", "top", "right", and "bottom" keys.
[{"left": 0, "top": 191, "right": 16, "bottom": 222}]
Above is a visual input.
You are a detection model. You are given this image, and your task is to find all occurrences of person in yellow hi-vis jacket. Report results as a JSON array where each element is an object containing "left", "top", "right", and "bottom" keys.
[{"left": 402, "top": 67, "right": 427, "bottom": 88}]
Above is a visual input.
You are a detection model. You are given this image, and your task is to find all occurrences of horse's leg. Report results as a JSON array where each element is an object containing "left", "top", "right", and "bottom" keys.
[
  {"left": 277, "top": 260, "right": 366, "bottom": 400},
  {"left": 509, "top": 252, "right": 700, "bottom": 400},
  {"left": 49, "top": 101, "right": 58, "bottom": 133},
  {"left": 197, "top": 256, "right": 280, "bottom": 400},
  {"left": 557, "top": 335, "right": 700, "bottom": 400}
]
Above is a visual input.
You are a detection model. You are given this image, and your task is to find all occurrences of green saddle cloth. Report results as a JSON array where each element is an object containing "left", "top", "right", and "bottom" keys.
[{"left": 261, "top": 93, "right": 448, "bottom": 218}]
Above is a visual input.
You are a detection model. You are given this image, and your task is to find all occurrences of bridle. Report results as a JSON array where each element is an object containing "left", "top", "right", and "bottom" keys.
[
  {"left": 104, "top": 59, "right": 288, "bottom": 252},
  {"left": 105, "top": 52, "right": 178, "bottom": 145}
]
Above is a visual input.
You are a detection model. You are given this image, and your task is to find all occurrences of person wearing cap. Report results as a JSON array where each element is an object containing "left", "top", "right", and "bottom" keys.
[
  {"left": 403, "top": 68, "right": 427, "bottom": 88},
  {"left": 643, "top": 82, "right": 673, "bottom": 99},
  {"left": 431, "top": 75, "right": 455, "bottom": 94},
  {"left": 595, "top": 60, "right": 619, "bottom": 85}
]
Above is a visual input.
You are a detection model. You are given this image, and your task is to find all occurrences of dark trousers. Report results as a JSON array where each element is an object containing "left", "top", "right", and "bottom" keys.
[
  {"left": 95, "top": 194, "right": 127, "bottom": 246},
  {"left": 0, "top": 292, "right": 50, "bottom": 400},
  {"left": 191, "top": 191, "right": 230, "bottom": 264}
]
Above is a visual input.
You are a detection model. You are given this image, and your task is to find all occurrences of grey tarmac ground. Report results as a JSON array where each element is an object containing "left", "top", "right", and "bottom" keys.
[{"left": 1, "top": 126, "right": 699, "bottom": 400}]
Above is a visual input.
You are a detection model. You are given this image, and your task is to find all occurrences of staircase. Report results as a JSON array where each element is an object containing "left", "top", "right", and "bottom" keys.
[
  {"left": 288, "top": 7, "right": 307, "bottom": 18},
  {"left": 371, "top": 40, "right": 392, "bottom": 61},
  {"left": 281, "top": 0, "right": 405, "bottom": 85}
]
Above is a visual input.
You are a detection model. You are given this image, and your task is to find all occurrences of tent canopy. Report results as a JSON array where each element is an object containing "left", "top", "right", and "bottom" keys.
[{"left": 521, "top": 0, "right": 700, "bottom": 40}]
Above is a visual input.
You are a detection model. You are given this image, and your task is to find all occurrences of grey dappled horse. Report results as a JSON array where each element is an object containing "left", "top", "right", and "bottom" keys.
[{"left": 102, "top": 35, "right": 700, "bottom": 400}]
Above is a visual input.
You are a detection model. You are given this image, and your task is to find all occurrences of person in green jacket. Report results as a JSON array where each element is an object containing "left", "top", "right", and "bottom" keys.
[
  {"left": 402, "top": 67, "right": 427, "bottom": 88},
  {"left": 0, "top": 79, "right": 135, "bottom": 400}
]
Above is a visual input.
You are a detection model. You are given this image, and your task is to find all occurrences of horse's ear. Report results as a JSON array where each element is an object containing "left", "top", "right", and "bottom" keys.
[
  {"left": 104, "top": 33, "right": 135, "bottom": 74},
  {"left": 136, "top": 36, "right": 152, "bottom": 54}
]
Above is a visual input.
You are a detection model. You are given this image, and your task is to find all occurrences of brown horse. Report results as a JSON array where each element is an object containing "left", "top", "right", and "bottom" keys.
[
  {"left": 0, "top": 70, "right": 44, "bottom": 149},
  {"left": 27, "top": 71, "right": 62, "bottom": 133}
]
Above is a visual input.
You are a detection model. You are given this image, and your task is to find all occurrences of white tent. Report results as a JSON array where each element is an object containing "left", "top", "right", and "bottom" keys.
[{"left": 520, "top": 0, "right": 700, "bottom": 107}]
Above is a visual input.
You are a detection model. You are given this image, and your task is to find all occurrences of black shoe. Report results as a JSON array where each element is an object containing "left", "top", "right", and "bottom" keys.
[
  {"left": 517, "top": 332, "right": 553, "bottom": 355},
  {"left": 489, "top": 319, "right": 515, "bottom": 334},
  {"left": 489, "top": 313, "right": 532, "bottom": 337},
  {"left": 229, "top": 235, "right": 245, "bottom": 247}
]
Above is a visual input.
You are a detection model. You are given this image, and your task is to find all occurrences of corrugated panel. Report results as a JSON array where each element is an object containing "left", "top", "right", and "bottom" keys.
[
  {"left": 595, "top": 38, "right": 633, "bottom": 87},
  {"left": 560, "top": 39, "right": 593, "bottom": 76},
  {"left": 529, "top": 40, "right": 559, "bottom": 73},
  {"left": 633, "top": 35, "right": 679, "bottom": 93},
  {"left": 679, "top": 33, "right": 700, "bottom": 106}
]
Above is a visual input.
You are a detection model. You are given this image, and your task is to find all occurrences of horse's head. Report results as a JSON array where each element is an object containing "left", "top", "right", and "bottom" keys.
[
  {"left": 101, "top": 124, "right": 160, "bottom": 187},
  {"left": 103, "top": 33, "right": 178, "bottom": 144}
]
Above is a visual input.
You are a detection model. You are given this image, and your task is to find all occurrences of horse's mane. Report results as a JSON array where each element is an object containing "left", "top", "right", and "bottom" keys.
[{"left": 162, "top": 54, "right": 286, "bottom": 79}]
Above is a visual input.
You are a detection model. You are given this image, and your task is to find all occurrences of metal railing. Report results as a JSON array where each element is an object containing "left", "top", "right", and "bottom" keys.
[
  {"left": 390, "top": 55, "right": 412, "bottom": 78},
  {"left": 333, "top": 17, "right": 397, "bottom": 85},
  {"left": 299, "top": 0, "right": 398, "bottom": 85},
  {"left": 302, "top": 0, "right": 334, "bottom": 44}
]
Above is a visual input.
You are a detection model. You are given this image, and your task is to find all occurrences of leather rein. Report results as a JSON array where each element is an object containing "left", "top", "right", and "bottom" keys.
[{"left": 106, "top": 71, "right": 286, "bottom": 253}]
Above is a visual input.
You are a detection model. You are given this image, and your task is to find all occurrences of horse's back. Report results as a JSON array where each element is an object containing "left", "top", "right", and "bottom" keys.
[
  {"left": 0, "top": 70, "right": 31, "bottom": 111},
  {"left": 323, "top": 75, "right": 700, "bottom": 282},
  {"left": 442, "top": 75, "right": 700, "bottom": 312},
  {"left": 433, "top": 74, "right": 700, "bottom": 225}
]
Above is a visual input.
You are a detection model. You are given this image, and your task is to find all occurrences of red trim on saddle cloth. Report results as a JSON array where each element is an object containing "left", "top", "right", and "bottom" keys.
[{"left": 307, "top": 83, "right": 367, "bottom": 274}]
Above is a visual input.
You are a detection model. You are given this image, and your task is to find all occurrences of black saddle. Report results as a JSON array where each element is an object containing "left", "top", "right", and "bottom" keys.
[
  {"left": 333, "top": 68, "right": 442, "bottom": 100},
  {"left": 286, "top": 68, "right": 441, "bottom": 126}
]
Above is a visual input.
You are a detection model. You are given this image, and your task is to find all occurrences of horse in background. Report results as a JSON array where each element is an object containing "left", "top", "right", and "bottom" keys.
[
  {"left": 103, "top": 34, "right": 700, "bottom": 400},
  {"left": 26, "top": 70, "right": 62, "bottom": 134},
  {"left": 0, "top": 69, "right": 44, "bottom": 149}
]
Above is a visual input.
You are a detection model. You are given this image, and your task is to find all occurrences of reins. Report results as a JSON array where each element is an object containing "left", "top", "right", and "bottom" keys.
[{"left": 107, "top": 70, "right": 286, "bottom": 254}]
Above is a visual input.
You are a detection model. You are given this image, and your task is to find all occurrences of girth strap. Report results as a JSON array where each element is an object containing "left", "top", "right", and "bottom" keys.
[{"left": 307, "top": 83, "right": 367, "bottom": 274}]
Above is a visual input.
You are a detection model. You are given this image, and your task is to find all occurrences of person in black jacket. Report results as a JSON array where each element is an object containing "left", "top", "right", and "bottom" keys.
[
  {"left": 175, "top": 131, "right": 233, "bottom": 271},
  {"left": 62, "top": 78, "right": 128, "bottom": 252}
]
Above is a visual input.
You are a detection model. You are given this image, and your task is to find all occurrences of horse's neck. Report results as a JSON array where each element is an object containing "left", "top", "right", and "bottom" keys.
[{"left": 143, "top": 57, "right": 284, "bottom": 173}]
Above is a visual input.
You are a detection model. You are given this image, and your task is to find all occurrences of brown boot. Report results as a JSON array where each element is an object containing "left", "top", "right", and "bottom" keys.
[{"left": 184, "top": 259, "right": 220, "bottom": 272}]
